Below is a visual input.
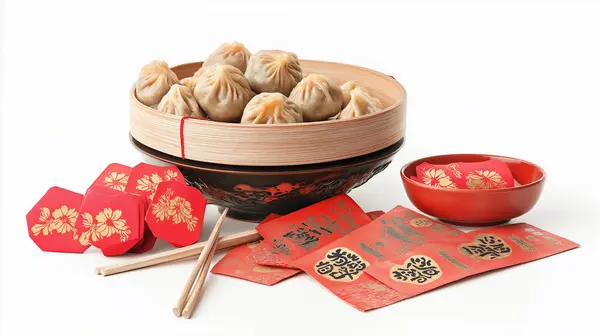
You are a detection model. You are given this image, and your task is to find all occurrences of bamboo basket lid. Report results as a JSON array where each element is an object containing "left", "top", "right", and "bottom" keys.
[{"left": 130, "top": 60, "right": 407, "bottom": 166}]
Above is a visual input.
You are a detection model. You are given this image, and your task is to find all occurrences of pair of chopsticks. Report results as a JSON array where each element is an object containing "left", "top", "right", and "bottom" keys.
[
  {"left": 173, "top": 208, "right": 229, "bottom": 319},
  {"left": 95, "top": 228, "right": 261, "bottom": 276}
]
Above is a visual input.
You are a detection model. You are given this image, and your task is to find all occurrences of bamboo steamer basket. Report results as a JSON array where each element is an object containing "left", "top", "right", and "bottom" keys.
[{"left": 130, "top": 60, "right": 407, "bottom": 167}]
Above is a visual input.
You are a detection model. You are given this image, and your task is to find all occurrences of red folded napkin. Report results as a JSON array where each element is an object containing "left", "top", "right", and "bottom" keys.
[{"left": 414, "top": 159, "right": 515, "bottom": 190}]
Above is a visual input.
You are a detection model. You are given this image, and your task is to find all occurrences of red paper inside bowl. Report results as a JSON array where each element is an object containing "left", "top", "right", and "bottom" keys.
[{"left": 415, "top": 159, "right": 515, "bottom": 190}]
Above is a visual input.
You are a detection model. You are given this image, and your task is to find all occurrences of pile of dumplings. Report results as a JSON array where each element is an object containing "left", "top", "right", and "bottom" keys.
[{"left": 134, "top": 42, "right": 387, "bottom": 124}]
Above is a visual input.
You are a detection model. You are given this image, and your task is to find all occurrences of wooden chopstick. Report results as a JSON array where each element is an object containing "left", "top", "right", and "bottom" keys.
[
  {"left": 95, "top": 229, "right": 261, "bottom": 276},
  {"left": 181, "top": 230, "right": 222, "bottom": 319},
  {"left": 173, "top": 208, "right": 228, "bottom": 317}
]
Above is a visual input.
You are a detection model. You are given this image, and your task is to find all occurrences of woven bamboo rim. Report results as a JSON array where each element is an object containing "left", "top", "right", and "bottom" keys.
[{"left": 130, "top": 59, "right": 407, "bottom": 166}]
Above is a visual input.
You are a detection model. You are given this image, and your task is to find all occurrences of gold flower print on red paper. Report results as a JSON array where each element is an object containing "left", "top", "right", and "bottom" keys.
[
  {"left": 30, "top": 206, "right": 79, "bottom": 240},
  {"left": 446, "top": 163, "right": 463, "bottom": 178},
  {"left": 103, "top": 172, "right": 129, "bottom": 191},
  {"left": 136, "top": 169, "right": 179, "bottom": 200},
  {"left": 78, "top": 208, "right": 131, "bottom": 246},
  {"left": 151, "top": 188, "right": 199, "bottom": 232},
  {"left": 314, "top": 247, "right": 370, "bottom": 282},
  {"left": 390, "top": 255, "right": 442, "bottom": 285},
  {"left": 164, "top": 169, "right": 179, "bottom": 181},
  {"left": 421, "top": 168, "right": 456, "bottom": 189},
  {"left": 466, "top": 170, "right": 507, "bottom": 190},
  {"left": 152, "top": 189, "right": 174, "bottom": 221},
  {"left": 50, "top": 206, "right": 79, "bottom": 238}
]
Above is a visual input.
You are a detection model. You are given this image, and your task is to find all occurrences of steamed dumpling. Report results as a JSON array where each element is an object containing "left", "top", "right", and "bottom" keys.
[
  {"left": 241, "top": 93, "right": 303, "bottom": 124},
  {"left": 203, "top": 42, "right": 251, "bottom": 73},
  {"left": 337, "top": 87, "right": 384, "bottom": 120},
  {"left": 157, "top": 84, "right": 205, "bottom": 118},
  {"left": 193, "top": 67, "right": 207, "bottom": 78},
  {"left": 340, "top": 81, "right": 380, "bottom": 108},
  {"left": 179, "top": 77, "right": 197, "bottom": 92},
  {"left": 245, "top": 50, "right": 303, "bottom": 95},
  {"left": 135, "top": 60, "right": 179, "bottom": 106},
  {"left": 289, "top": 74, "right": 343, "bottom": 121},
  {"left": 193, "top": 64, "right": 254, "bottom": 122}
]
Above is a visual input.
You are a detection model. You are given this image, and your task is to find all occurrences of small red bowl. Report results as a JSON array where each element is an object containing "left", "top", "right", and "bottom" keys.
[{"left": 400, "top": 154, "right": 546, "bottom": 226}]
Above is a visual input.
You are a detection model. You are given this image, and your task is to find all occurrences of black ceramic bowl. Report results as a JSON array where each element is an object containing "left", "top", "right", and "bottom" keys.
[{"left": 131, "top": 135, "right": 403, "bottom": 221}]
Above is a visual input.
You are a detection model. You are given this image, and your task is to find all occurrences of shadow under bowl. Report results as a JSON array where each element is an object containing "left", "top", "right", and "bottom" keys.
[
  {"left": 132, "top": 135, "right": 404, "bottom": 222},
  {"left": 400, "top": 153, "right": 546, "bottom": 226}
]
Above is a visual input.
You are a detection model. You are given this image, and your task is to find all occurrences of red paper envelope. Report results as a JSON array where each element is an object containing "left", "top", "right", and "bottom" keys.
[
  {"left": 416, "top": 159, "right": 514, "bottom": 190},
  {"left": 146, "top": 180, "right": 207, "bottom": 247},
  {"left": 211, "top": 214, "right": 302, "bottom": 285},
  {"left": 292, "top": 245, "right": 408, "bottom": 311},
  {"left": 252, "top": 195, "right": 372, "bottom": 267},
  {"left": 90, "top": 163, "right": 132, "bottom": 192},
  {"left": 252, "top": 209, "right": 387, "bottom": 269},
  {"left": 365, "top": 223, "right": 579, "bottom": 301},
  {"left": 75, "top": 187, "right": 145, "bottom": 256},
  {"left": 366, "top": 210, "right": 385, "bottom": 220},
  {"left": 27, "top": 186, "right": 90, "bottom": 253},
  {"left": 211, "top": 242, "right": 302, "bottom": 286},
  {"left": 316, "top": 205, "right": 464, "bottom": 265},
  {"left": 126, "top": 163, "right": 186, "bottom": 202},
  {"left": 292, "top": 206, "right": 464, "bottom": 311}
]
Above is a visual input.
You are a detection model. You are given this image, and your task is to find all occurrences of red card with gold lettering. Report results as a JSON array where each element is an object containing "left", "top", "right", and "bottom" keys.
[
  {"left": 365, "top": 223, "right": 578, "bottom": 301},
  {"left": 145, "top": 180, "right": 206, "bottom": 247},
  {"left": 318, "top": 206, "right": 464, "bottom": 265},
  {"left": 27, "top": 186, "right": 89, "bottom": 253},
  {"left": 75, "top": 187, "right": 145, "bottom": 256},
  {"left": 252, "top": 195, "right": 373, "bottom": 268},
  {"left": 252, "top": 209, "right": 387, "bottom": 268},
  {"left": 90, "top": 163, "right": 131, "bottom": 192},
  {"left": 126, "top": 163, "right": 186, "bottom": 202},
  {"left": 291, "top": 206, "right": 464, "bottom": 311},
  {"left": 416, "top": 159, "right": 514, "bottom": 190}
]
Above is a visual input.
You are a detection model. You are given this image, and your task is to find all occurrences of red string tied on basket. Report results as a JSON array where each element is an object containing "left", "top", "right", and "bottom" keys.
[{"left": 179, "top": 116, "right": 209, "bottom": 159}]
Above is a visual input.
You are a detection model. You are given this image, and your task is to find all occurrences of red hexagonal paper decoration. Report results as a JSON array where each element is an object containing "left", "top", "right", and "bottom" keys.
[
  {"left": 75, "top": 187, "right": 145, "bottom": 256},
  {"left": 127, "top": 224, "right": 158, "bottom": 254},
  {"left": 90, "top": 163, "right": 132, "bottom": 192},
  {"left": 146, "top": 180, "right": 207, "bottom": 247},
  {"left": 26, "top": 186, "right": 89, "bottom": 253},
  {"left": 128, "top": 198, "right": 157, "bottom": 254},
  {"left": 125, "top": 163, "right": 186, "bottom": 203}
]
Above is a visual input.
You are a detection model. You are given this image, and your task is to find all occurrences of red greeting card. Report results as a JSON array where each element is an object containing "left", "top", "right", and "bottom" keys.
[
  {"left": 416, "top": 159, "right": 514, "bottom": 190},
  {"left": 365, "top": 223, "right": 579, "bottom": 301},
  {"left": 212, "top": 214, "right": 302, "bottom": 285},
  {"left": 126, "top": 163, "right": 185, "bottom": 203},
  {"left": 252, "top": 195, "right": 373, "bottom": 267},
  {"left": 75, "top": 187, "right": 145, "bottom": 256},
  {"left": 26, "top": 187, "right": 90, "bottom": 253},
  {"left": 145, "top": 180, "right": 207, "bottom": 247},
  {"left": 90, "top": 163, "right": 132, "bottom": 192}
]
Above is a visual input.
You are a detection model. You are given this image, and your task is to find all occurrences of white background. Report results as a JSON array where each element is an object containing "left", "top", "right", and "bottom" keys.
[{"left": 1, "top": 0, "right": 599, "bottom": 335}]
